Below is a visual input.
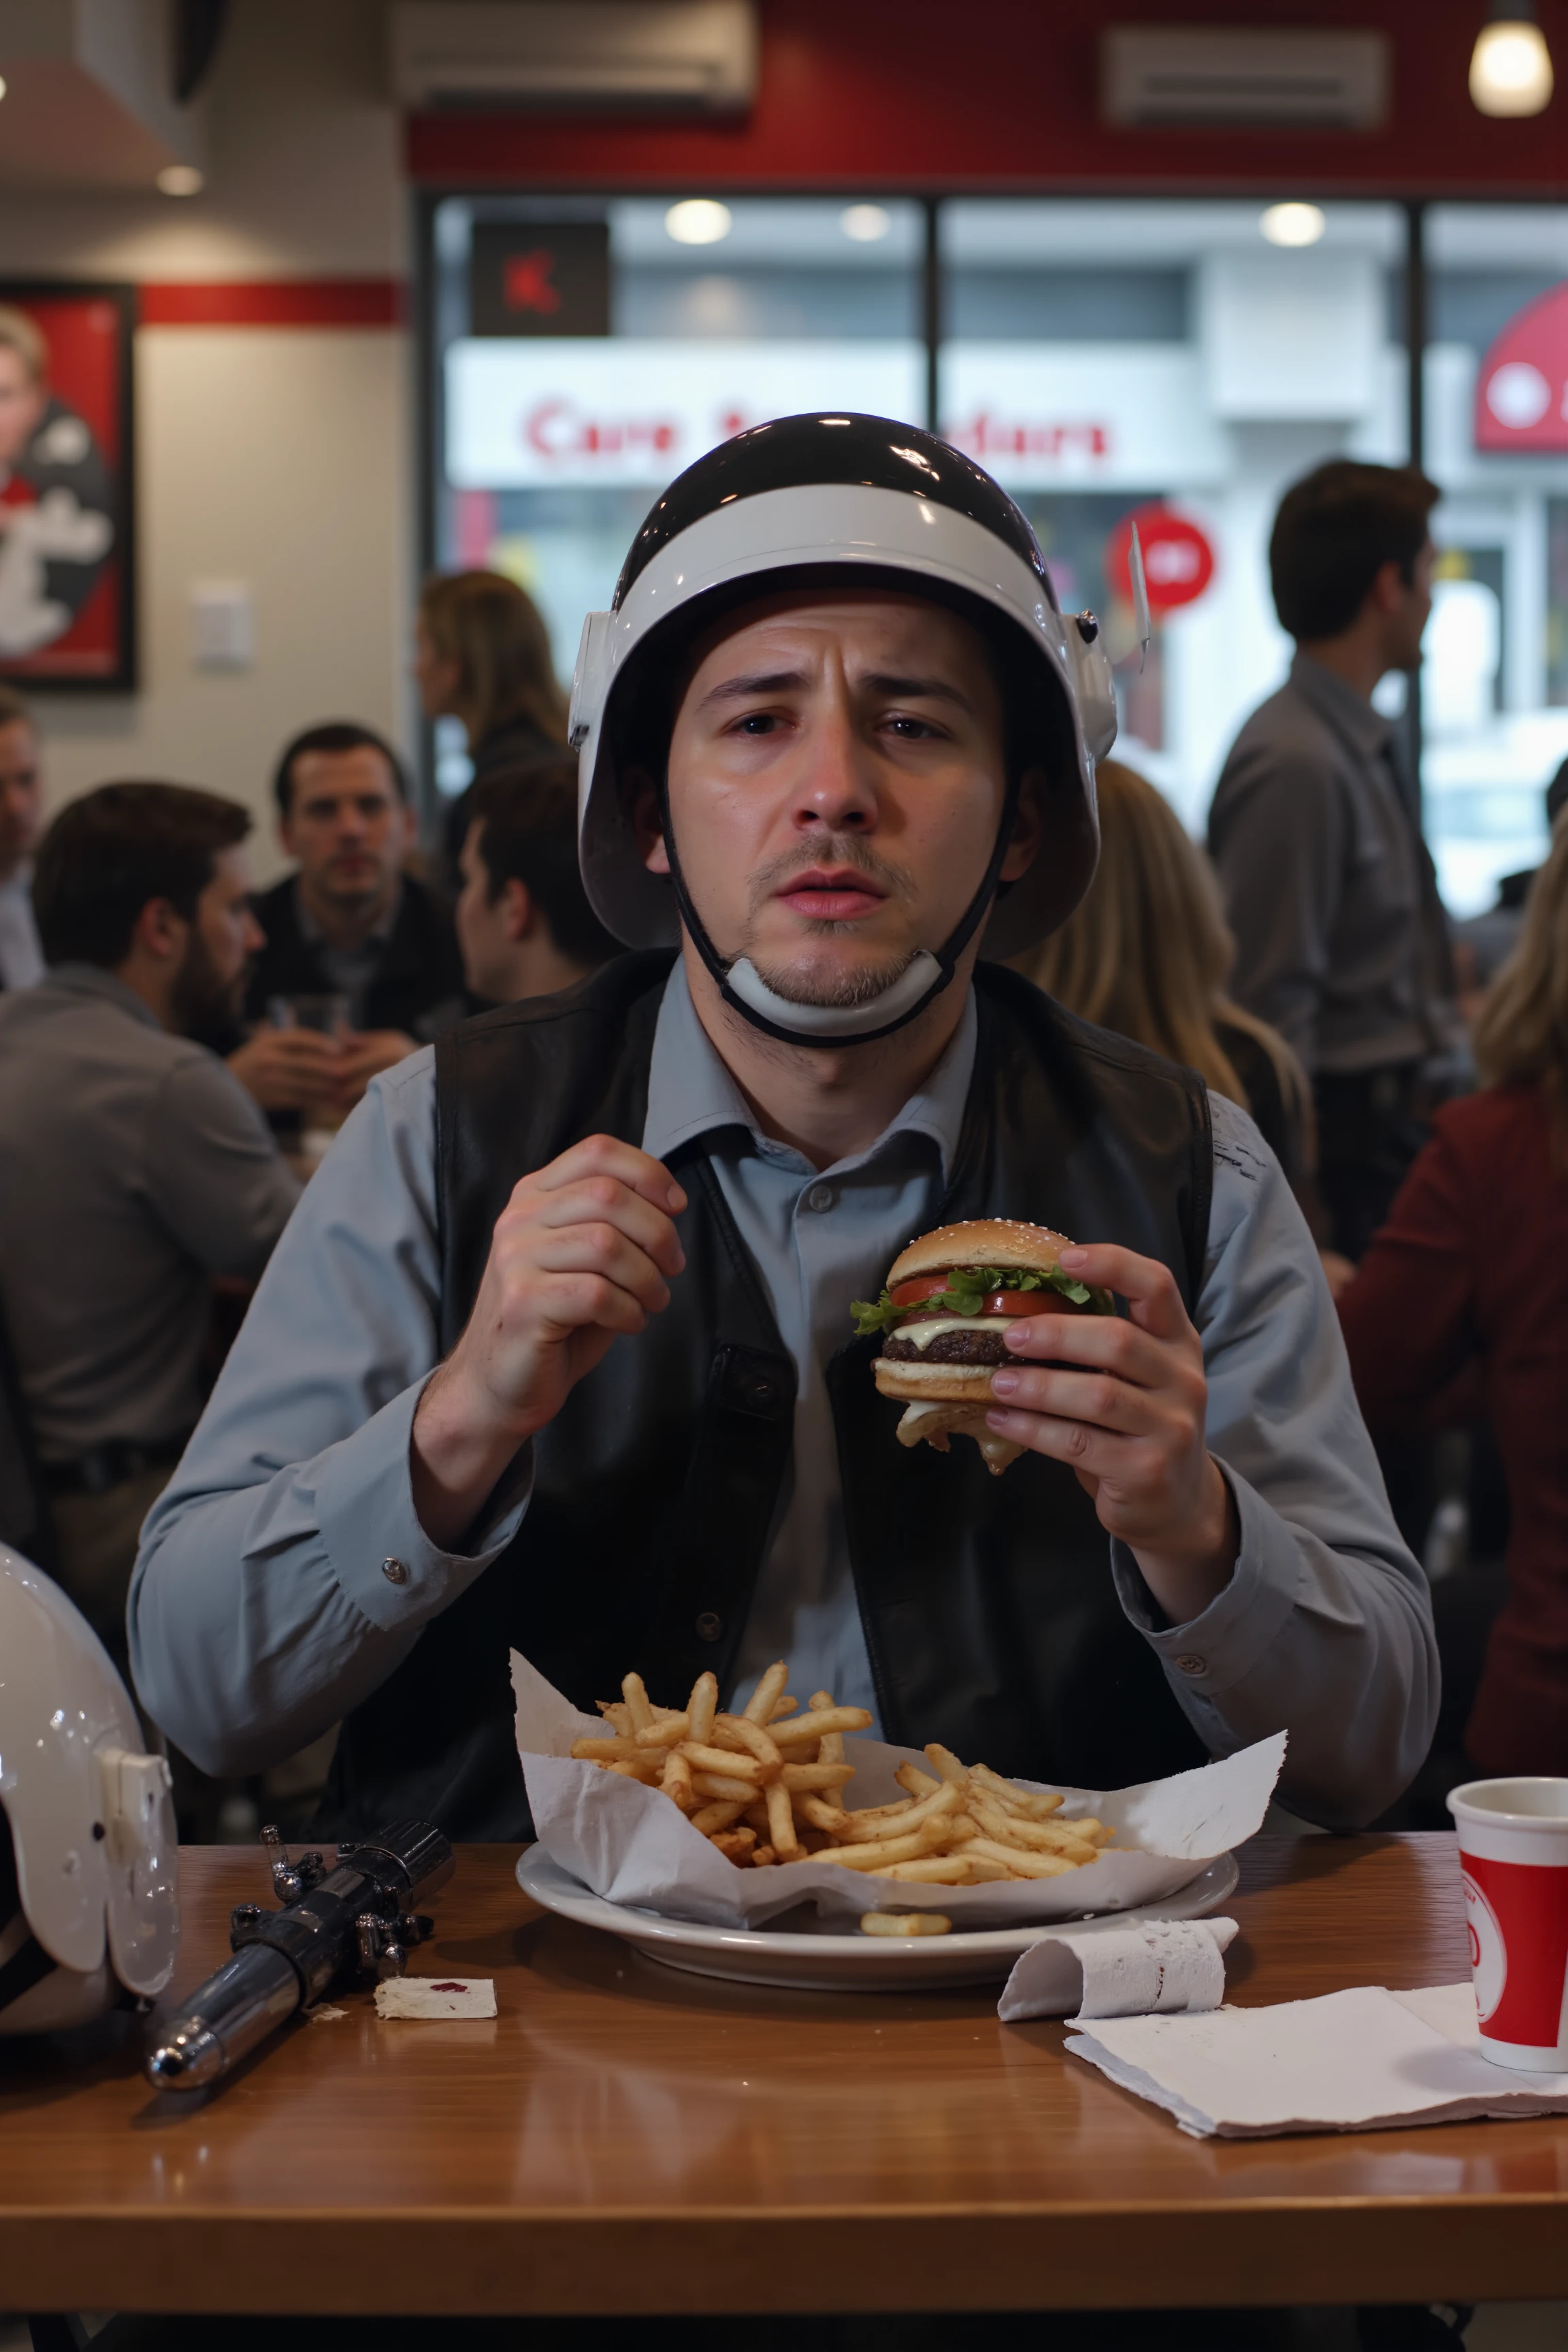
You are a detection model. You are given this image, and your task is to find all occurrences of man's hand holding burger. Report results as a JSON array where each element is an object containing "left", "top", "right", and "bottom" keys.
[
  {"left": 860, "top": 1220, "right": 1238, "bottom": 1629},
  {"left": 985, "top": 1243, "right": 1238, "bottom": 1627},
  {"left": 412, "top": 1136, "right": 687, "bottom": 1550}
]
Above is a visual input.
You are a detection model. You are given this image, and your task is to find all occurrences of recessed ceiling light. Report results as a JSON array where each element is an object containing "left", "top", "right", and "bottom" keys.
[
  {"left": 840, "top": 203, "right": 892, "bottom": 244},
  {"left": 157, "top": 165, "right": 204, "bottom": 197},
  {"left": 664, "top": 199, "right": 732, "bottom": 246},
  {"left": 1470, "top": 12, "right": 1554, "bottom": 116},
  {"left": 0, "top": 76, "right": 9, "bottom": 103},
  {"left": 1260, "top": 201, "right": 1326, "bottom": 248}
]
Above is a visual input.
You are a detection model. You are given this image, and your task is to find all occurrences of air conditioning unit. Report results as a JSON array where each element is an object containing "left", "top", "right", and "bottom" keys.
[
  {"left": 391, "top": 1, "right": 758, "bottom": 115},
  {"left": 1100, "top": 27, "right": 1389, "bottom": 129}
]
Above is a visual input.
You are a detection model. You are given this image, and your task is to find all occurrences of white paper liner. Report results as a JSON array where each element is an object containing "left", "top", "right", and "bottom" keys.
[{"left": 511, "top": 1650, "right": 1286, "bottom": 1930}]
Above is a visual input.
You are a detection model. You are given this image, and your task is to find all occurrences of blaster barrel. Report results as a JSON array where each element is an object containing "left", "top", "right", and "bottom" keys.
[{"left": 145, "top": 1818, "right": 453, "bottom": 2091}]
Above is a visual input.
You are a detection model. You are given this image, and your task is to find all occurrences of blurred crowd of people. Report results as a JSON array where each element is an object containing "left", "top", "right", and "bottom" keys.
[
  {"left": 0, "top": 451, "right": 1563, "bottom": 1838},
  {"left": 0, "top": 567, "right": 615, "bottom": 1830}
]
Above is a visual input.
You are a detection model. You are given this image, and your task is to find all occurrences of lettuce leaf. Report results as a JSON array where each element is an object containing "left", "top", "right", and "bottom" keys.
[{"left": 850, "top": 1262, "right": 1111, "bottom": 1338}]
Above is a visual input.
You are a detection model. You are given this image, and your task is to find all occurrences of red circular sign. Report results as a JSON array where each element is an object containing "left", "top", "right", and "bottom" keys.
[
  {"left": 1475, "top": 281, "right": 1568, "bottom": 453},
  {"left": 1107, "top": 504, "right": 1215, "bottom": 614}
]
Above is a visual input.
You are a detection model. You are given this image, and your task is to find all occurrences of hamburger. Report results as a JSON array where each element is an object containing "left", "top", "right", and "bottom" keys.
[{"left": 851, "top": 1219, "right": 1113, "bottom": 1477}]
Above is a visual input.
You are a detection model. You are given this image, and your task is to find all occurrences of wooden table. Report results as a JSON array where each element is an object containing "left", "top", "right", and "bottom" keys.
[{"left": 2, "top": 1833, "right": 1565, "bottom": 2318}]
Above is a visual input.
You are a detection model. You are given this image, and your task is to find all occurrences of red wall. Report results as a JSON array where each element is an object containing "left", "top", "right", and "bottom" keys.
[{"left": 408, "top": 0, "right": 1568, "bottom": 195}]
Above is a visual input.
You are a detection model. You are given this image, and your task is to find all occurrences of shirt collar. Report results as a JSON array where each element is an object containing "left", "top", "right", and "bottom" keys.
[
  {"left": 44, "top": 961, "right": 165, "bottom": 1030},
  {"left": 1289, "top": 649, "right": 1393, "bottom": 762},
  {"left": 293, "top": 875, "right": 402, "bottom": 947},
  {"left": 642, "top": 958, "right": 977, "bottom": 1183}
]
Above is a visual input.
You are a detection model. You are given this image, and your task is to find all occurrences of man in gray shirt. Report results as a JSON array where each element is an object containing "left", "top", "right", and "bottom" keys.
[
  {"left": 133, "top": 416, "right": 1436, "bottom": 1838},
  {"left": 1209, "top": 461, "right": 1456, "bottom": 1261},
  {"left": 0, "top": 783, "right": 299, "bottom": 1675}
]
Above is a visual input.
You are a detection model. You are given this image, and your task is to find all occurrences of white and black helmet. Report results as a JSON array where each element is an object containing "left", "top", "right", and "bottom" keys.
[
  {"left": 0, "top": 1543, "right": 178, "bottom": 2035},
  {"left": 570, "top": 412, "right": 1119, "bottom": 1047}
]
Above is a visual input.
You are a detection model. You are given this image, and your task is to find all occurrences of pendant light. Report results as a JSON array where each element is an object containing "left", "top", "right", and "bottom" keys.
[{"left": 1470, "top": 1, "right": 1554, "bottom": 116}]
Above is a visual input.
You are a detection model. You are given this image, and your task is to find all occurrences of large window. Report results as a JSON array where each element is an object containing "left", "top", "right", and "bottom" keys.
[
  {"left": 422, "top": 191, "right": 1564, "bottom": 910},
  {"left": 425, "top": 196, "right": 924, "bottom": 796},
  {"left": 936, "top": 199, "right": 1408, "bottom": 837},
  {"left": 1422, "top": 203, "right": 1568, "bottom": 911}
]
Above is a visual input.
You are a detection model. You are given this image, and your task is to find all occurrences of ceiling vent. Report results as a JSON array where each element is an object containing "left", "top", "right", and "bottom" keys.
[
  {"left": 1100, "top": 27, "right": 1390, "bottom": 129},
  {"left": 391, "top": 1, "right": 757, "bottom": 116}
]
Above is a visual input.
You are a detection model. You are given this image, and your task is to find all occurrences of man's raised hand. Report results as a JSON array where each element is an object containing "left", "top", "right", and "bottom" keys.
[{"left": 411, "top": 1135, "right": 687, "bottom": 1550}]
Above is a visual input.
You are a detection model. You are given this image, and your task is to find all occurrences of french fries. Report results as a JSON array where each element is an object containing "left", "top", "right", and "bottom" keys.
[
  {"left": 860, "top": 1911, "right": 953, "bottom": 1938},
  {"left": 568, "top": 1664, "right": 1117, "bottom": 1879}
]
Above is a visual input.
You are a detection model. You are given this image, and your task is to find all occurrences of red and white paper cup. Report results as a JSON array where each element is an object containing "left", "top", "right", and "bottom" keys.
[{"left": 1448, "top": 1778, "right": 1568, "bottom": 2072}]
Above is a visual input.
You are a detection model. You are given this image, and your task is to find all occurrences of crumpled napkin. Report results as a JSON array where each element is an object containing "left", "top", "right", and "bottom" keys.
[
  {"left": 1065, "top": 1981, "right": 1568, "bottom": 2138},
  {"left": 998, "top": 1916, "right": 1239, "bottom": 2021}
]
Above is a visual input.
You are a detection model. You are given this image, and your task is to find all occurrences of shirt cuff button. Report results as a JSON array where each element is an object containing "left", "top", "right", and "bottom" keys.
[
  {"left": 1175, "top": 1652, "right": 1205, "bottom": 1674},
  {"left": 382, "top": 1556, "right": 410, "bottom": 1586}
]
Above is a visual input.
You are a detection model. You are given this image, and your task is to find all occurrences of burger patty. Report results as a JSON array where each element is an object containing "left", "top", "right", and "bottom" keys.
[{"left": 881, "top": 1327, "right": 1012, "bottom": 1365}]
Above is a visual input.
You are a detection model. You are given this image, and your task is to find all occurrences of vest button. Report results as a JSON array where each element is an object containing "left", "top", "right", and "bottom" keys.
[
  {"left": 382, "top": 1557, "right": 410, "bottom": 1587},
  {"left": 695, "top": 1611, "right": 723, "bottom": 1644},
  {"left": 1175, "top": 1652, "right": 1205, "bottom": 1675}
]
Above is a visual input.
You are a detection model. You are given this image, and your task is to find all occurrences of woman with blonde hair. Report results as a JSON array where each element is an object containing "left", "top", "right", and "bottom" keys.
[
  {"left": 416, "top": 569, "right": 568, "bottom": 778},
  {"left": 418, "top": 570, "right": 569, "bottom": 877},
  {"left": 1339, "top": 814, "right": 1568, "bottom": 1775},
  {"left": 1012, "top": 757, "right": 1313, "bottom": 1193}
]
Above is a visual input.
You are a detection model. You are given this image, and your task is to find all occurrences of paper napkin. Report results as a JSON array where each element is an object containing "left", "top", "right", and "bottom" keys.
[
  {"left": 999, "top": 1916, "right": 1239, "bottom": 2021},
  {"left": 1066, "top": 1980, "right": 1568, "bottom": 2138}
]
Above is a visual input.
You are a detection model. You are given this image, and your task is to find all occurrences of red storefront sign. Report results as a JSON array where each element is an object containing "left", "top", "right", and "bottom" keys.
[
  {"left": 1475, "top": 282, "right": 1568, "bottom": 453},
  {"left": 1105, "top": 504, "right": 1215, "bottom": 613}
]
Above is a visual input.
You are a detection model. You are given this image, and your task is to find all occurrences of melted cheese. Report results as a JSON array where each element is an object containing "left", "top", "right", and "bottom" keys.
[{"left": 895, "top": 1313, "right": 1012, "bottom": 1350}]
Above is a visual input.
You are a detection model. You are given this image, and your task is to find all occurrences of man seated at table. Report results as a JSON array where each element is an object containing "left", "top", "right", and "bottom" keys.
[
  {"left": 131, "top": 417, "right": 1437, "bottom": 1840},
  {"left": 0, "top": 783, "right": 299, "bottom": 1684},
  {"left": 0, "top": 681, "right": 46, "bottom": 990},
  {"left": 240, "top": 721, "right": 468, "bottom": 1116},
  {"left": 455, "top": 755, "right": 619, "bottom": 1007}
]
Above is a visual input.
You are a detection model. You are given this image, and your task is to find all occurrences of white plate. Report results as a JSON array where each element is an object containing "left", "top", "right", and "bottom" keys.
[{"left": 517, "top": 1846, "right": 1241, "bottom": 1992}]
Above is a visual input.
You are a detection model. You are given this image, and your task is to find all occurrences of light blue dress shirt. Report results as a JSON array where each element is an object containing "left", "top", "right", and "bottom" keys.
[{"left": 130, "top": 964, "right": 1437, "bottom": 1828}]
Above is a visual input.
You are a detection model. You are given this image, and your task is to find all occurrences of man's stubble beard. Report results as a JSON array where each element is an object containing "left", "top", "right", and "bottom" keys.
[
  {"left": 317, "top": 868, "right": 393, "bottom": 920},
  {"left": 732, "top": 832, "right": 921, "bottom": 1011},
  {"left": 171, "top": 928, "right": 246, "bottom": 1037}
]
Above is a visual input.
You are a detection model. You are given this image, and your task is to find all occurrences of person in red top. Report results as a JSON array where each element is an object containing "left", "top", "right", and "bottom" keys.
[{"left": 1338, "top": 815, "right": 1568, "bottom": 1776}]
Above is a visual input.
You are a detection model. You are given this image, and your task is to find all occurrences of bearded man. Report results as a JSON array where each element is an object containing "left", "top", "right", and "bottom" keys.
[
  {"left": 131, "top": 419, "right": 1436, "bottom": 1838},
  {"left": 0, "top": 783, "right": 299, "bottom": 1679}
]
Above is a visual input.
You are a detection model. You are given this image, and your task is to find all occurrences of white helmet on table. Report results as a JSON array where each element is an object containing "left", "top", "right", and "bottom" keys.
[
  {"left": 0, "top": 1542, "right": 178, "bottom": 2034},
  {"left": 569, "top": 411, "right": 1123, "bottom": 1049}
]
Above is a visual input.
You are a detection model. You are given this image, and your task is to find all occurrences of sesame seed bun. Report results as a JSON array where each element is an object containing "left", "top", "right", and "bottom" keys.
[{"left": 885, "top": 1219, "right": 1076, "bottom": 1290}]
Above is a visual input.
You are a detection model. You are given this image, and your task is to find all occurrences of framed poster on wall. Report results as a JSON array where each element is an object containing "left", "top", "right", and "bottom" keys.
[{"left": 0, "top": 281, "right": 135, "bottom": 692}]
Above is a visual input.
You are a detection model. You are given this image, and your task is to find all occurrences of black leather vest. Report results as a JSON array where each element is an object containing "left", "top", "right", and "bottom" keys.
[{"left": 321, "top": 952, "right": 1214, "bottom": 1838}]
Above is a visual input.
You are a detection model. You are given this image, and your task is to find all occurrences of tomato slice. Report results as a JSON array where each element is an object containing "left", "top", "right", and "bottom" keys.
[
  {"left": 887, "top": 1274, "right": 1055, "bottom": 1317},
  {"left": 888, "top": 1275, "right": 953, "bottom": 1308}
]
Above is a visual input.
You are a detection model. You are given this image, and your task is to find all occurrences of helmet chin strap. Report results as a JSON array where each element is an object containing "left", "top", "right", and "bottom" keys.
[{"left": 655, "top": 774, "right": 1022, "bottom": 1049}]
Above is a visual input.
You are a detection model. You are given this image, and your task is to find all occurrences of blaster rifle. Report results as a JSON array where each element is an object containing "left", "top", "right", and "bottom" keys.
[{"left": 145, "top": 1817, "right": 454, "bottom": 2091}]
